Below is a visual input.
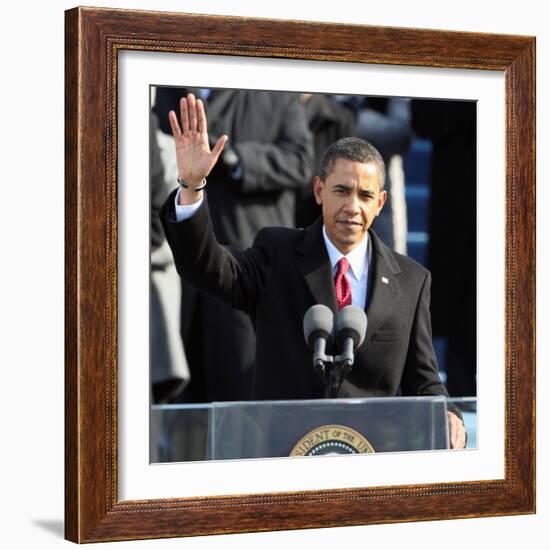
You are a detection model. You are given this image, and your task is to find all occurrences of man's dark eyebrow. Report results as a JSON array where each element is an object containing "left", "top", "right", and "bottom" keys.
[{"left": 333, "top": 183, "right": 352, "bottom": 190}]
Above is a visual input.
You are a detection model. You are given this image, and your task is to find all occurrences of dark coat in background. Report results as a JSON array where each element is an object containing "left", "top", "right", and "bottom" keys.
[
  {"left": 412, "top": 99, "right": 477, "bottom": 397},
  {"left": 160, "top": 193, "right": 450, "bottom": 401},
  {"left": 204, "top": 89, "right": 314, "bottom": 247}
]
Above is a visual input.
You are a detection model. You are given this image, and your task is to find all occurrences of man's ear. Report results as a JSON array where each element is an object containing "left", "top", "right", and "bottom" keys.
[
  {"left": 377, "top": 189, "right": 387, "bottom": 215},
  {"left": 312, "top": 176, "right": 324, "bottom": 206}
]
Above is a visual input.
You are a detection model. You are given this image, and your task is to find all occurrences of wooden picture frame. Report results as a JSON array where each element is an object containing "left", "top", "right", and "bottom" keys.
[{"left": 65, "top": 6, "right": 535, "bottom": 543}]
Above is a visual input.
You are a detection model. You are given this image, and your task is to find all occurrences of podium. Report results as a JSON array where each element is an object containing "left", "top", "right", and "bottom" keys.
[{"left": 151, "top": 396, "right": 474, "bottom": 462}]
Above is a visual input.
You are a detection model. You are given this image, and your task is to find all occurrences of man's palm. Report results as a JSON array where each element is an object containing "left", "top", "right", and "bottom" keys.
[
  {"left": 168, "top": 93, "right": 227, "bottom": 185},
  {"left": 174, "top": 131, "right": 217, "bottom": 184}
]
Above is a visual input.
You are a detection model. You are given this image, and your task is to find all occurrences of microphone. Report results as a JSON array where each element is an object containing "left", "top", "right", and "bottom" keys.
[
  {"left": 334, "top": 306, "right": 367, "bottom": 368},
  {"left": 303, "top": 305, "right": 334, "bottom": 370}
]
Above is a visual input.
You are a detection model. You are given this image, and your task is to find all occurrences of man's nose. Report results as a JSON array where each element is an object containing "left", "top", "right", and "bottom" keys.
[{"left": 343, "top": 193, "right": 360, "bottom": 213}]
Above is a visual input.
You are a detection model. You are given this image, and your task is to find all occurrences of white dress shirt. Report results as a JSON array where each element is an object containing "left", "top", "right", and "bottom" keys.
[
  {"left": 174, "top": 188, "right": 203, "bottom": 221},
  {"left": 322, "top": 225, "right": 371, "bottom": 310}
]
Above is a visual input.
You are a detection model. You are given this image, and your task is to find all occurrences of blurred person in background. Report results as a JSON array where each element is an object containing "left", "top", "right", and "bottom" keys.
[
  {"left": 150, "top": 109, "right": 190, "bottom": 406},
  {"left": 411, "top": 99, "right": 477, "bottom": 397}
]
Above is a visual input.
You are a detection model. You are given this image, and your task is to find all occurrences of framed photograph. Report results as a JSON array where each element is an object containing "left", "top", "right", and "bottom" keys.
[{"left": 65, "top": 6, "right": 535, "bottom": 543}]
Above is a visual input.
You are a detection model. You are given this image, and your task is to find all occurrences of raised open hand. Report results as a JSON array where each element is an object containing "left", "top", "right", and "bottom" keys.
[{"left": 168, "top": 93, "right": 227, "bottom": 191}]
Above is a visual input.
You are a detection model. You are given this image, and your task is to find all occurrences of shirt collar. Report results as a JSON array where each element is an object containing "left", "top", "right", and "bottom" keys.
[{"left": 322, "top": 225, "right": 369, "bottom": 281}]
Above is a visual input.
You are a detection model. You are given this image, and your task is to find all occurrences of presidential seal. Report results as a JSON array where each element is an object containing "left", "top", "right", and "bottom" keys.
[{"left": 289, "top": 424, "right": 375, "bottom": 456}]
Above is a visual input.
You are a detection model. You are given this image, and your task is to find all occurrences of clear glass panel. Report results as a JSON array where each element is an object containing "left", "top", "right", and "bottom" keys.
[
  {"left": 151, "top": 396, "right": 478, "bottom": 463},
  {"left": 150, "top": 404, "right": 209, "bottom": 462}
]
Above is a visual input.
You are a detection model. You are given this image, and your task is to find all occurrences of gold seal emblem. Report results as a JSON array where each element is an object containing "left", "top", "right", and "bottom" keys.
[{"left": 289, "top": 424, "right": 375, "bottom": 456}]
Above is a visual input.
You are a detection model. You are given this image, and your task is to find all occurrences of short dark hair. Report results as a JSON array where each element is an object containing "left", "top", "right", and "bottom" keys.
[{"left": 319, "top": 137, "right": 386, "bottom": 189}]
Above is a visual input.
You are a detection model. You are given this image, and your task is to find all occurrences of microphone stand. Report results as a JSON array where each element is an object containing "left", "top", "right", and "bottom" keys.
[
  {"left": 310, "top": 340, "right": 334, "bottom": 398},
  {"left": 314, "top": 343, "right": 354, "bottom": 399}
]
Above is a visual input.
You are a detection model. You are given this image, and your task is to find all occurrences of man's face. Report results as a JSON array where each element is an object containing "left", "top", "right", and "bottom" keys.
[{"left": 313, "top": 158, "right": 387, "bottom": 255}]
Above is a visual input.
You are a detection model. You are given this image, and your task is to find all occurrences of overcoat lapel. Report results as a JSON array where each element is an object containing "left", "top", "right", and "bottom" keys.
[
  {"left": 295, "top": 223, "right": 403, "bottom": 336},
  {"left": 365, "top": 231, "right": 402, "bottom": 342},
  {"left": 295, "top": 218, "right": 338, "bottom": 314}
]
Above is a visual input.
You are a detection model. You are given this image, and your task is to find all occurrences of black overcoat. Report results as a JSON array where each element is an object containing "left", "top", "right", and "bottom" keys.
[{"left": 160, "top": 192, "right": 449, "bottom": 401}]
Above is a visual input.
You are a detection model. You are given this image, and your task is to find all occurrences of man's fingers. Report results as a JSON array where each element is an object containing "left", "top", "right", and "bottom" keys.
[
  {"left": 211, "top": 135, "right": 228, "bottom": 161},
  {"left": 452, "top": 425, "right": 461, "bottom": 448},
  {"left": 448, "top": 411, "right": 466, "bottom": 449},
  {"left": 197, "top": 98, "right": 208, "bottom": 134},
  {"left": 188, "top": 93, "right": 198, "bottom": 133},
  {"left": 168, "top": 110, "right": 181, "bottom": 138},
  {"left": 454, "top": 433, "right": 466, "bottom": 448},
  {"left": 180, "top": 97, "right": 189, "bottom": 133},
  {"left": 177, "top": 94, "right": 206, "bottom": 136}
]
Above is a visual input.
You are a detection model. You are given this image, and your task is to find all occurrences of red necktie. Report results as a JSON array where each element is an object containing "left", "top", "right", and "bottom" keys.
[{"left": 335, "top": 258, "right": 352, "bottom": 310}]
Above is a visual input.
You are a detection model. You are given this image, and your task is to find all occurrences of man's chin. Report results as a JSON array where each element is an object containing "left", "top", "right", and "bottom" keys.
[
  {"left": 338, "top": 227, "right": 364, "bottom": 240},
  {"left": 334, "top": 234, "right": 364, "bottom": 253}
]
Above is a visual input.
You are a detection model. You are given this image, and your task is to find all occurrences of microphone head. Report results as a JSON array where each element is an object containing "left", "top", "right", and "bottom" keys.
[
  {"left": 334, "top": 305, "right": 367, "bottom": 349},
  {"left": 303, "top": 304, "right": 334, "bottom": 348}
]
